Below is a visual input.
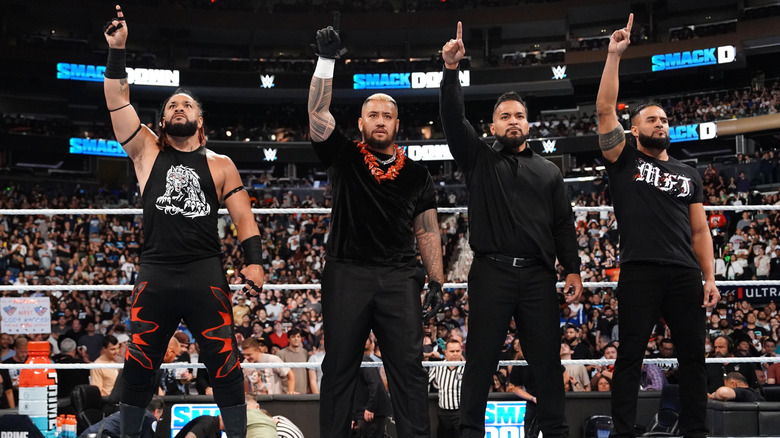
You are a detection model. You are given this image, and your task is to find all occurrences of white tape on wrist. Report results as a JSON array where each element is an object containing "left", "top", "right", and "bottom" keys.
[{"left": 313, "top": 58, "right": 335, "bottom": 79}]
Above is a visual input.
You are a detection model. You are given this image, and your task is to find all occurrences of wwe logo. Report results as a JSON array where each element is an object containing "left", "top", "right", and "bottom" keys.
[
  {"left": 551, "top": 65, "right": 567, "bottom": 80},
  {"left": 260, "top": 75, "right": 275, "bottom": 88},
  {"left": 541, "top": 139, "right": 557, "bottom": 154},
  {"left": 263, "top": 148, "right": 278, "bottom": 161}
]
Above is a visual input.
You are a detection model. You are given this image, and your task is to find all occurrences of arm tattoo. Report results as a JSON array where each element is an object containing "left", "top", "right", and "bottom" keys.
[
  {"left": 414, "top": 209, "right": 445, "bottom": 283},
  {"left": 308, "top": 77, "right": 336, "bottom": 142},
  {"left": 599, "top": 124, "right": 625, "bottom": 151}
]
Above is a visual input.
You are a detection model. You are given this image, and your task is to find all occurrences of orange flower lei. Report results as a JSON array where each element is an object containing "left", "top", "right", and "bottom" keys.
[{"left": 357, "top": 142, "right": 406, "bottom": 183}]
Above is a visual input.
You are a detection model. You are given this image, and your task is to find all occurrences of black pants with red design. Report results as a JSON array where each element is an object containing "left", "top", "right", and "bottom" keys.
[{"left": 121, "top": 257, "right": 244, "bottom": 409}]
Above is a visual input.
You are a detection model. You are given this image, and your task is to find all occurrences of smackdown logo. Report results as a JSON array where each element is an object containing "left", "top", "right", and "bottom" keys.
[
  {"left": 354, "top": 71, "right": 470, "bottom": 90},
  {"left": 669, "top": 122, "right": 717, "bottom": 143},
  {"left": 485, "top": 401, "right": 527, "bottom": 438},
  {"left": 551, "top": 65, "right": 567, "bottom": 80},
  {"left": 651, "top": 46, "right": 736, "bottom": 72},
  {"left": 57, "top": 63, "right": 180, "bottom": 86},
  {"left": 69, "top": 138, "right": 128, "bottom": 157},
  {"left": 171, "top": 404, "right": 222, "bottom": 438}
]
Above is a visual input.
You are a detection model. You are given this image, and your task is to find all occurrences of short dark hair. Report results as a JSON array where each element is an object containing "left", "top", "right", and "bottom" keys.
[
  {"left": 103, "top": 334, "right": 119, "bottom": 348},
  {"left": 725, "top": 371, "right": 748, "bottom": 385},
  {"left": 147, "top": 395, "right": 165, "bottom": 412},
  {"left": 287, "top": 327, "right": 302, "bottom": 338},
  {"left": 660, "top": 338, "right": 674, "bottom": 347},
  {"left": 493, "top": 92, "right": 527, "bottom": 116},
  {"left": 629, "top": 102, "right": 665, "bottom": 125}
]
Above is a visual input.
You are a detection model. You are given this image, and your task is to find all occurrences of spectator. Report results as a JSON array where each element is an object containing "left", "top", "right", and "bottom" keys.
[
  {"left": 561, "top": 342, "right": 590, "bottom": 391},
  {"left": 277, "top": 328, "right": 308, "bottom": 394},
  {"left": 78, "top": 396, "right": 164, "bottom": 438},
  {"left": 268, "top": 321, "right": 289, "bottom": 349},
  {"left": 709, "top": 372, "right": 764, "bottom": 402},
  {"left": 52, "top": 338, "right": 90, "bottom": 399},
  {"left": 91, "top": 334, "right": 121, "bottom": 396},
  {"left": 707, "top": 335, "right": 759, "bottom": 392},
  {"left": 77, "top": 321, "right": 105, "bottom": 362},
  {"left": 241, "top": 337, "right": 295, "bottom": 395},
  {"left": 0, "top": 337, "right": 29, "bottom": 408},
  {"left": 307, "top": 337, "right": 325, "bottom": 395},
  {"left": 353, "top": 337, "right": 391, "bottom": 438}
]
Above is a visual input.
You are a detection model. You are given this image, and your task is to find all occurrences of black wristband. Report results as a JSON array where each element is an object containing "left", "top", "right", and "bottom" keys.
[
  {"left": 105, "top": 48, "right": 127, "bottom": 79},
  {"left": 240, "top": 235, "right": 263, "bottom": 265}
]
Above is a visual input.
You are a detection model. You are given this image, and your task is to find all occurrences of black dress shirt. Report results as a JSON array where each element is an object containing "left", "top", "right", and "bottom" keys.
[{"left": 439, "top": 68, "right": 579, "bottom": 275}]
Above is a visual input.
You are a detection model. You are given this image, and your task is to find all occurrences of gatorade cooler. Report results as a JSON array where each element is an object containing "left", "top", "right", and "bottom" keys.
[{"left": 19, "top": 341, "right": 58, "bottom": 438}]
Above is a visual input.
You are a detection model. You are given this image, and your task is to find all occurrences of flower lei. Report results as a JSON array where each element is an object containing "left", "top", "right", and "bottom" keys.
[{"left": 357, "top": 141, "right": 406, "bottom": 183}]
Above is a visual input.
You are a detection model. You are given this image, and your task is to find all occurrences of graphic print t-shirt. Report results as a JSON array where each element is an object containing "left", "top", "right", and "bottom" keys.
[
  {"left": 606, "top": 144, "right": 702, "bottom": 269},
  {"left": 141, "top": 146, "right": 222, "bottom": 264}
]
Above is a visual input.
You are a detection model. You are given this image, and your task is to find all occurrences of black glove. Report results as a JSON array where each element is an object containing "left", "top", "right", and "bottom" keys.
[
  {"left": 313, "top": 12, "right": 348, "bottom": 59},
  {"left": 422, "top": 281, "right": 443, "bottom": 321}
]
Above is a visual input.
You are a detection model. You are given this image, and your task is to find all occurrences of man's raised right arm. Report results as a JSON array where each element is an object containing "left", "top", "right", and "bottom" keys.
[
  {"left": 102, "top": 5, "right": 155, "bottom": 163},
  {"left": 308, "top": 14, "right": 345, "bottom": 143},
  {"left": 440, "top": 21, "right": 478, "bottom": 166},
  {"left": 596, "top": 14, "right": 633, "bottom": 164}
]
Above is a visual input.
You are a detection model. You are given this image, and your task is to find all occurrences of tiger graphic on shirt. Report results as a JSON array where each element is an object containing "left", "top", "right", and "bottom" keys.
[{"left": 155, "top": 164, "right": 211, "bottom": 218}]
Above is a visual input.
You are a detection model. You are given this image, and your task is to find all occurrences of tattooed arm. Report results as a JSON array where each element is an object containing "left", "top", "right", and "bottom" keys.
[
  {"left": 414, "top": 208, "right": 445, "bottom": 285},
  {"left": 307, "top": 70, "right": 337, "bottom": 143},
  {"left": 102, "top": 5, "right": 157, "bottom": 185},
  {"left": 596, "top": 14, "right": 633, "bottom": 164}
]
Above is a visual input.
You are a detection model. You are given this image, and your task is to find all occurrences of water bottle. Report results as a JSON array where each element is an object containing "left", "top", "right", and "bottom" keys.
[{"left": 18, "top": 341, "right": 58, "bottom": 438}]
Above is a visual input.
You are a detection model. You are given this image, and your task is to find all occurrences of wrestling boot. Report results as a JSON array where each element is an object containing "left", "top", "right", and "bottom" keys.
[
  {"left": 220, "top": 404, "right": 247, "bottom": 438},
  {"left": 119, "top": 403, "right": 146, "bottom": 438}
]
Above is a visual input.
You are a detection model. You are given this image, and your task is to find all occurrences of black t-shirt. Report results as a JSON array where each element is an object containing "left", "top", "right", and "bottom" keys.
[
  {"left": 605, "top": 145, "right": 703, "bottom": 269},
  {"left": 312, "top": 128, "right": 437, "bottom": 266},
  {"left": 174, "top": 415, "right": 221, "bottom": 438}
]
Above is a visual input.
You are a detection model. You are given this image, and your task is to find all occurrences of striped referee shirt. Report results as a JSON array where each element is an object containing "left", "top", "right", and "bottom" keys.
[
  {"left": 274, "top": 415, "right": 304, "bottom": 438},
  {"left": 429, "top": 365, "right": 463, "bottom": 409}
]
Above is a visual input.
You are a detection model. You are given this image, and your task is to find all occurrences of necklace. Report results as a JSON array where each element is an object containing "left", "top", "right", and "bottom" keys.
[
  {"left": 356, "top": 142, "right": 406, "bottom": 183},
  {"left": 375, "top": 149, "right": 397, "bottom": 165}
]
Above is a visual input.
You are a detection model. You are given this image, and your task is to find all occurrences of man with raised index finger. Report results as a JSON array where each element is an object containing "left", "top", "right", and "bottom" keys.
[
  {"left": 102, "top": 5, "right": 264, "bottom": 438},
  {"left": 440, "top": 21, "right": 583, "bottom": 438},
  {"left": 307, "top": 13, "right": 445, "bottom": 438},
  {"left": 596, "top": 14, "right": 719, "bottom": 438}
]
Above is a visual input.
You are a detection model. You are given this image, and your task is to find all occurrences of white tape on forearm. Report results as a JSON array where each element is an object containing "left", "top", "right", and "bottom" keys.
[{"left": 313, "top": 58, "right": 335, "bottom": 79}]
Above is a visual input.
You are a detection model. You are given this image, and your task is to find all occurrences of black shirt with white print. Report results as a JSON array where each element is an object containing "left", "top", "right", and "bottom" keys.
[{"left": 605, "top": 144, "right": 702, "bottom": 269}]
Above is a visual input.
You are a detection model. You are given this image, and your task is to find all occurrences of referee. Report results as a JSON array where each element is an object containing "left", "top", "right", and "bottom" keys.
[{"left": 428, "top": 339, "right": 464, "bottom": 438}]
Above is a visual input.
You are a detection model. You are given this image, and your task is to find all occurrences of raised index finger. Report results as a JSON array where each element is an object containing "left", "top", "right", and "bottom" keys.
[
  {"left": 332, "top": 11, "right": 341, "bottom": 32},
  {"left": 456, "top": 21, "right": 462, "bottom": 41},
  {"left": 625, "top": 13, "right": 633, "bottom": 33}
]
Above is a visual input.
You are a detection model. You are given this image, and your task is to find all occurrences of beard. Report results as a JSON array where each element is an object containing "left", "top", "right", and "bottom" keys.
[
  {"left": 496, "top": 130, "right": 529, "bottom": 150},
  {"left": 637, "top": 132, "right": 670, "bottom": 150},
  {"left": 362, "top": 127, "right": 396, "bottom": 150},
  {"left": 164, "top": 119, "right": 199, "bottom": 138}
]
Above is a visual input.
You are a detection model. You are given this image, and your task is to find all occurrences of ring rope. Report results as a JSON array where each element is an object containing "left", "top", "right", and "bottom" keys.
[
  {"left": 0, "top": 204, "right": 778, "bottom": 216},
  {"left": 3, "top": 280, "right": 780, "bottom": 293},
  {"left": 1, "top": 356, "right": 777, "bottom": 370}
]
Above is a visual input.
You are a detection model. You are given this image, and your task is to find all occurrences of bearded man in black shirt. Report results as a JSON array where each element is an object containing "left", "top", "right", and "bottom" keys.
[
  {"left": 596, "top": 14, "right": 720, "bottom": 438},
  {"left": 307, "top": 15, "right": 445, "bottom": 438},
  {"left": 440, "top": 22, "right": 583, "bottom": 438}
]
